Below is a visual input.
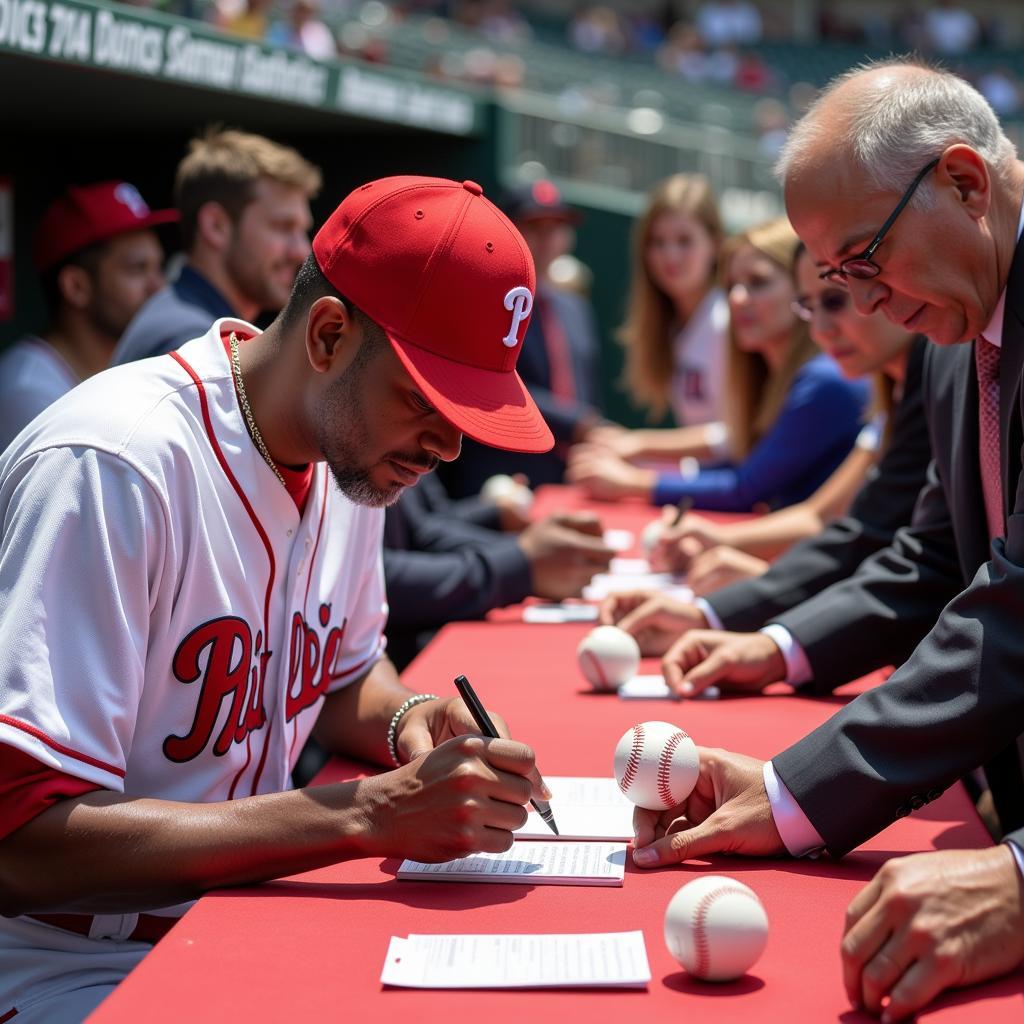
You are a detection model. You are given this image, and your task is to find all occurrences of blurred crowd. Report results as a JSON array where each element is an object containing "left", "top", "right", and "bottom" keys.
[{"left": 105, "top": 0, "right": 1024, "bottom": 116}]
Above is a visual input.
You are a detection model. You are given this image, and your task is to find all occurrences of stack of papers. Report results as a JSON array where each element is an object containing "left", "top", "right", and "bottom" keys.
[
  {"left": 397, "top": 841, "right": 627, "bottom": 887},
  {"left": 515, "top": 777, "right": 633, "bottom": 841},
  {"left": 381, "top": 930, "right": 651, "bottom": 989}
]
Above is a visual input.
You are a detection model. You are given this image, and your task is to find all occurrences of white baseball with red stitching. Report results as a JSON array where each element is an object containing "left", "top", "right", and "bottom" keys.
[
  {"left": 664, "top": 875, "right": 769, "bottom": 981},
  {"left": 577, "top": 625, "right": 640, "bottom": 692},
  {"left": 612, "top": 719, "right": 698, "bottom": 809}
]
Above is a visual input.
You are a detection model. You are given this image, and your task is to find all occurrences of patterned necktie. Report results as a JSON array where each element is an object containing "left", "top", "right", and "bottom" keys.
[{"left": 975, "top": 337, "right": 1004, "bottom": 541}]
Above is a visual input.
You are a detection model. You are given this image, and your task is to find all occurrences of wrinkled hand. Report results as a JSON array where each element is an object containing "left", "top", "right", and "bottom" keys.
[
  {"left": 662, "top": 629, "right": 786, "bottom": 697},
  {"left": 565, "top": 445, "right": 655, "bottom": 500},
  {"left": 631, "top": 748, "right": 785, "bottom": 867},
  {"left": 599, "top": 592, "right": 708, "bottom": 656},
  {"left": 688, "top": 546, "right": 770, "bottom": 596},
  {"left": 651, "top": 512, "right": 728, "bottom": 572},
  {"left": 842, "top": 845, "right": 1024, "bottom": 1021},
  {"left": 518, "top": 516, "right": 614, "bottom": 601},
  {"left": 365, "top": 733, "right": 539, "bottom": 862}
]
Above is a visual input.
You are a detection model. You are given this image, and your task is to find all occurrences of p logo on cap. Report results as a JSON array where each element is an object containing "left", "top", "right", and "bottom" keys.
[{"left": 502, "top": 286, "right": 533, "bottom": 348}]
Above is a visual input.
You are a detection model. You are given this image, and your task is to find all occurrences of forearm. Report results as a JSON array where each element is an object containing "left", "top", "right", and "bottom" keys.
[
  {"left": 312, "top": 656, "right": 415, "bottom": 766},
  {"left": 0, "top": 782, "right": 374, "bottom": 916},
  {"left": 629, "top": 425, "right": 717, "bottom": 462},
  {"left": 711, "top": 503, "right": 824, "bottom": 559}
]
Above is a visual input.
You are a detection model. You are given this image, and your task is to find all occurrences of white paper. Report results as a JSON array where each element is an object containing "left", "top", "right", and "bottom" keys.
[
  {"left": 397, "top": 841, "right": 626, "bottom": 887},
  {"left": 380, "top": 930, "right": 651, "bottom": 989},
  {"left": 618, "top": 674, "right": 720, "bottom": 701},
  {"left": 609, "top": 556, "right": 650, "bottom": 575},
  {"left": 582, "top": 569, "right": 693, "bottom": 601},
  {"left": 516, "top": 777, "right": 633, "bottom": 841},
  {"left": 522, "top": 603, "right": 600, "bottom": 624},
  {"left": 602, "top": 529, "right": 635, "bottom": 552}
]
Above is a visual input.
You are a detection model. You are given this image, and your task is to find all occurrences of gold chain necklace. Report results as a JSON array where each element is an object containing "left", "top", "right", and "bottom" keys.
[{"left": 229, "top": 332, "right": 286, "bottom": 488}]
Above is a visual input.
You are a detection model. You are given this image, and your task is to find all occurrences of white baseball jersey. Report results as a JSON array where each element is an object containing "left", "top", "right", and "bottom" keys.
[{"left": 0, "top": 319, "right": 386, "bottom": 926}]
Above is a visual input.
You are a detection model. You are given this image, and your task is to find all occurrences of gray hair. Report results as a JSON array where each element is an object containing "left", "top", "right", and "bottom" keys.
[{"left": 776, "top": 57, "right": 1017, "bottom": 209}]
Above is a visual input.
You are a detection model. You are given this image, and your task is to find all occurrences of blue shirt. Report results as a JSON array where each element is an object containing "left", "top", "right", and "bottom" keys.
[
  {"left": 652, "top": 353, "right": 870, "bottom": 511},
  {"left": 112, "top": 266, "right": 236, "bottom": 366}
]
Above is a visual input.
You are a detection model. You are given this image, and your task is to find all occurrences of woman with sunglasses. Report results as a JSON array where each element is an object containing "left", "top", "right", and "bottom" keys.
[
  {"left": 652, "top": 241, "right": 924, "bottom": 592},
  {"left": 568, "top": 218, "right": 869, "bottom": 512}
]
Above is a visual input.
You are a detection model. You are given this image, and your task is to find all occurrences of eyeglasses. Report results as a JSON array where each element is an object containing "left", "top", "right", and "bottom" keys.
[
  {"left": 792, "top": 288, "right": 850, "bottom": 322},
  {"left": 819, "top": 158, "right": 939, "bottom": 285}
]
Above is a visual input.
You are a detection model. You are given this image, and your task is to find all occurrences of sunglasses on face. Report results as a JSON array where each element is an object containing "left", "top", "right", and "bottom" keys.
[{"left": 792, "top": 289, "right": 850, "bottom": 322}]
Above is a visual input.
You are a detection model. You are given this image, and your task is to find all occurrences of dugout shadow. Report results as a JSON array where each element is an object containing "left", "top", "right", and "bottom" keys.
[{"left": 215, "top": 875, "right": 531, "bottom": 911}]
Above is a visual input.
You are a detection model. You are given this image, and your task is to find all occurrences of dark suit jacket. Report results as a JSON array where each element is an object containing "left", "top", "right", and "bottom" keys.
[
  {"left": 440, "top": 284, "right": 602, "bottom": 496},
  {"left": 708, "top": 336, "right": 931, "bottom": 659},
  {"left": 383, "top": 472, "right": 532, "bottom": 668},
  {"left": 772, "top": 245, "right": 1024, "bottom": 859}
]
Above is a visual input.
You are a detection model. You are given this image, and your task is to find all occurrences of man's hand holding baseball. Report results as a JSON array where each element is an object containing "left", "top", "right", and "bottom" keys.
[{"left": 631, "top": 748, "right": 786, "bottom": 867}]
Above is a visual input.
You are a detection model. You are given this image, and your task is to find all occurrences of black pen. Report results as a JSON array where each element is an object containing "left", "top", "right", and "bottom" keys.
[
  {"left": 453, "top": 674, "right": 559, "bottom": 836},
  {"left": 671, "top": 496, "right": 694, "bottom": 527}
]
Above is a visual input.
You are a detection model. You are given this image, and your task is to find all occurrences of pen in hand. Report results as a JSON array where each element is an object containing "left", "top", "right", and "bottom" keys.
[
  {"left": 453, "top": 674, "right": 559, "bottom": 836},
  {"left": 670, "top": 496, "right": 694, "bottom": 527}
]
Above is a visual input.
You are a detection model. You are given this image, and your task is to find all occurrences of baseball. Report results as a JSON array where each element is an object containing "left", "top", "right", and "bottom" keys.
[
  {"left": 612, "top": 720, "right": 698, "bottom": 809},
  {"left": 664, "top": 875, "right": 769, "bottom": 981},
  {"left": 481, "top": 473, "right": 533, "bottom": 512},
  {"left": 640, "top": 518, "right": 664, "bottom": 553},
  {"left": 577, "top": 625, "right": 640, "bottom": 691}
]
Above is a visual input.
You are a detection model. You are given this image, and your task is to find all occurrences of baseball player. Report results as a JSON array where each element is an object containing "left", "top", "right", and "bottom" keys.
[{"left": 0, "top": 176, "right": 554, "bottom": 1022}]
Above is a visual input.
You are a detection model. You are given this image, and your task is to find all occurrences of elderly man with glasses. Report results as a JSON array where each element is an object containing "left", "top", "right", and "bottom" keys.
[{"left": 621, "top": 59, "right": 1024, "bottom": 1020}]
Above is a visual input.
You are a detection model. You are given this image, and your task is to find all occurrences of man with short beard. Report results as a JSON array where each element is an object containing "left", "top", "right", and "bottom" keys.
[
  {"left": 0, "top": 176, "right": 553, "bottom": 1021},
  {"left": 0, "top": 181, "right": 172, "bottom": 451},
  {"left": 112, "top": 128, "right": 318, "bottom": 365}
]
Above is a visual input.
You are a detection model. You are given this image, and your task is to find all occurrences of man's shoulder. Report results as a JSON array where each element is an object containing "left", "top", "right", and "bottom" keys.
[
  {"left": 3, "top": 327, "right": 239, "bottom": 490},
  {"left": 114, "top": 284, "right": 219, "bottom": 365}
]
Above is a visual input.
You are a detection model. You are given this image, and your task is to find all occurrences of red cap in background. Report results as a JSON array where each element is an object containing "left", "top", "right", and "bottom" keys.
[
  {"left": 33, "top": 181, "right": 179, "bottom": 273},
  {"left": 313, "top": 175, "right": 553, "bottom": 454}
]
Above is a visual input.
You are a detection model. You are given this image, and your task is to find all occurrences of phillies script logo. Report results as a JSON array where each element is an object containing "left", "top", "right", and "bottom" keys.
[{"left": 163, "top": 605, "right": 346, "bottom": 762}]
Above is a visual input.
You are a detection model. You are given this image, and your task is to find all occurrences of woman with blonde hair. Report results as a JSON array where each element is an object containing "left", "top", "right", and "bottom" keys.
[
  {"left": 590, "top": 174, "right": 731, "bottom": 465},
  {"left": 568, "top": 218, "right": 868, "bottom": 511}
]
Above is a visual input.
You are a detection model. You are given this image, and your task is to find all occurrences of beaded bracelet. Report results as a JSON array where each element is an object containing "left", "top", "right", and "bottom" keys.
[{"left": 386, "top": 693, "right": 439, "bottom": 767}]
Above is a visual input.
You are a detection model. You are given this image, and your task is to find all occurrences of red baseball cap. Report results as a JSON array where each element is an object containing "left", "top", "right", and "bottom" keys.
[
  {"left": 312, "top": 175, "right": 554, "bottom": 454},
  {"left": 33, "top": 181, "right": 179, "bottom": 273}
]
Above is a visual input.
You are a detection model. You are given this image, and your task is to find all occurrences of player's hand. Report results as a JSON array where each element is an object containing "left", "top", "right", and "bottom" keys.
[
  {"left": 687, "top": 547, "right": 770, "bottom": 596},
  {"left": 394, "top": 695, "right": 503, "bottom": 761},
  {"left": 367, "top": 733, "right": 538, "bottom": 861},
  {"left": 651, "top": 512, "right": 728, "bottom": 572},
  {"left": 842, "top": 846, "right": 1024, "bottom": 1021},
  {"left": 600, "top": 592, "right": 709, "bottom": 656},
  {"left": 632, "top": 748, "right": 786, "bottom": 866},
  {"left": 565, "top": 445, "right": 656, "bottom": 500},
  {"left": 518, "top": 516, "right": 614, "bottom": 601},
  {"left": 662, "top": 630, "right": 786, "bottom": 697}
]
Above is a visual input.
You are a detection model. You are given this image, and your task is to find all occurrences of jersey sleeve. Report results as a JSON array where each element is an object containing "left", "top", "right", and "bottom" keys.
[
  {"left": 0, "top": 446, "right": 168, "bottom": 792},
  {"left": 327, "top": 507, "right": 388, "bottom": 692},
  {"left": 0, "top": 743, "right": 104, "bottom": 841}
]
